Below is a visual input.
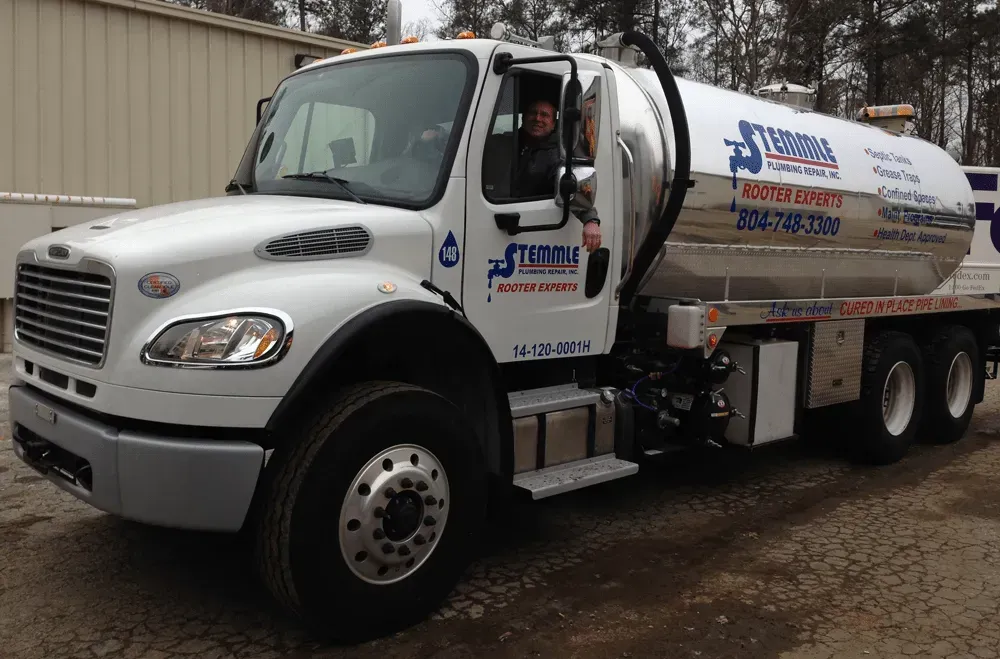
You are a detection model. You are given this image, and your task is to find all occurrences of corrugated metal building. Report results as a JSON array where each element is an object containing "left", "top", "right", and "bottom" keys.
[{"left": 0, "top": 0, "right": 363, "bottom": 351}]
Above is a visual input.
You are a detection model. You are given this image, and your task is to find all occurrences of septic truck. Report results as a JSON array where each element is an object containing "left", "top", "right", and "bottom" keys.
[{"left": 7, "top": 4, "right": 1000, "bottom": 641}]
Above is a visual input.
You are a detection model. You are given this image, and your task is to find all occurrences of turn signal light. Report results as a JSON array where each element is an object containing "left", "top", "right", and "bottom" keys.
[
  {"left": 707, "top": 334, "right": 719, "bottom": 349},
  {"left": 456, "top": 31, "right": 476, "bottom": 39},
  {"left": 707, "top": 307, "right": 719, "bottom": 323}
]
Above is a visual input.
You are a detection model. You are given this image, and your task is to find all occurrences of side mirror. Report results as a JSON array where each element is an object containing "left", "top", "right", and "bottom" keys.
[
  {"left": 256, "top": 97, "right": 272, "bottom": 125},
  {"left": 556, "top": 71, "right": 602, "bottom": 210},
  {"left": 555, "top": 165, "right": 597, "bottom": 214},
  {"left": 558, "top": 71, "right": 601, "bottom": 162}
]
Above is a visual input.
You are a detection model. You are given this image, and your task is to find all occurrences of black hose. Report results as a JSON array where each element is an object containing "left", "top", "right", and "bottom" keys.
[{"left": 616, "top": 31, "right": 692, "bottom": 307}]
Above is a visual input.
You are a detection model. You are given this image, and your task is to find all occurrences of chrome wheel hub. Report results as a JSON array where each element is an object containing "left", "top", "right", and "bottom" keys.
[
  {"left": 339, "top": 444, "right": 449, "bottom": 584},
  {"left": 882, "top": 361, "right": 916, "bottom": 436}
]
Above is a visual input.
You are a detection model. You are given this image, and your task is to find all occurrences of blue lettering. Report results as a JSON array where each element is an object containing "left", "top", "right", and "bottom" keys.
[
  {"left": 487, "top": 243, "right": 519, "bottom": 290},
  {"left": 795, "top": 133, "right": 818, "bottom": 160},
  {"left": 968, "top": 172, "right": 998, "bottom": 192},
  {"left": 582, "top": 340, "right": 591, "bottom": 352},
  {"left": 778, "top": 129, "right": 800, "bottom": 158},
  {"left": 979, "top": 203, "right": 1000, "bottom": 253},
  {"left": 724, "top": 120, "right": 764, "bottom": 189},
  {"left": 767, "top": 126, "right": 784, "bottom": 154},
  {"left": 821, "top": 138, "right": 837, "bottom": 163},
  {"left": 724, "top": 120, "right": 839, "bottom": 188},
  {"left": 751, "top": 123, "right": 771, "bottom": 150}
]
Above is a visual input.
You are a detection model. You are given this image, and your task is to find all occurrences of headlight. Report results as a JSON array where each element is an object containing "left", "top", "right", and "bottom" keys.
[{"left": 142, "top": 312, "right": 292, "bottom": 368}]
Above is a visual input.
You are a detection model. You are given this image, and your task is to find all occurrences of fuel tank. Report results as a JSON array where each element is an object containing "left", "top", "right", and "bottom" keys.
[{"left": 604, "top": 60, "right": 977, "bottom": 302}]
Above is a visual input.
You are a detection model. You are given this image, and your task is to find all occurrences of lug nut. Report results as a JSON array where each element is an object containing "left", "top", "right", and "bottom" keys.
[
  {"left": 416, "top": 481, "right": 428, "bottom": 492},
  {"left": 385, "top": 487, "right": 397, "bottom": 498},
  {"left": 374, "top": 506, "right": 386, "bottom": 519},
  {"left": 414, "top": 534, "right": 426, "bottom": 546},
  {"left": 401, "top": 478, "right": 413, "bottom": 489},
  {"left": 382, "top": 543, "right": 395, "bottom": 554},
  {"left": 373, "top": 528, "right": 385, "bottom": 540},
  {"left": 425, "top": 495, "right": 437, "bottom": 506},
  {"left": 424, "top": 515, "right": 436, "bottom": 527},
  {"left": 398, "top": 545, "right": 411, "bottom": 557}
]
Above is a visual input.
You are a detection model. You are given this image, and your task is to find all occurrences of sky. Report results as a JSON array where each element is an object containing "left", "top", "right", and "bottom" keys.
[{"left": 399, "top": 0, "right": 443, "bottom": 39}]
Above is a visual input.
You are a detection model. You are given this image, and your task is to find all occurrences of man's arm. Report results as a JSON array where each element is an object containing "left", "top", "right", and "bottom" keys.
[{"left": 543, "top": 149, "right": 602, "bottom": 251}]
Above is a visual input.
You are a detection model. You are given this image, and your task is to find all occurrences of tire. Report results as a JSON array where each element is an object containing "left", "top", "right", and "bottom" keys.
[
  {"left": 920, "top": 325, "right": 979, "bottom": 444},
  {"left": 854, "top": 330, "right": 925, "bottom": 465},
  {"left": 255, "top": 381, "right": 487, "bottom": 642}
]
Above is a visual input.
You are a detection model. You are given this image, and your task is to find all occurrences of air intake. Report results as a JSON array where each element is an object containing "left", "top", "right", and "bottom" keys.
[{"left": 256, "top": 225, "right": 373, "bottom": 261}]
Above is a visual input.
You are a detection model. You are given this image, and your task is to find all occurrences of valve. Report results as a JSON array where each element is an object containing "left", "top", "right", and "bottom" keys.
[{"left": 657, "top": 410, "right": 681, "bottom": 429}]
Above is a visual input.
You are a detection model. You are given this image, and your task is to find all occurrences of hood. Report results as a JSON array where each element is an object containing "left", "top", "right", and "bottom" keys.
[
  {"left": 27, "top": 195, "right": 427, "bottom": 265},
  {"left": 18, "top": 193, "right": 435, "bottom": 311}
]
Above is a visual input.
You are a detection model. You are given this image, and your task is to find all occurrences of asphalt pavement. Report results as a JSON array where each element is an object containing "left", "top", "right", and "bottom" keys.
[{"left": 4, "top": 352, "right": 1000, "bottom": 659}]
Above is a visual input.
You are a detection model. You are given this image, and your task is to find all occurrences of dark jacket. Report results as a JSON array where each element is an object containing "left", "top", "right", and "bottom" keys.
[{"left": 513, "top": 130, "right": 598, "bottom": 225}]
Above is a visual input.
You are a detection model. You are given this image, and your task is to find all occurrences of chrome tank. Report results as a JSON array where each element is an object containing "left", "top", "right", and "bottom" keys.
[{"left": 606, "top": 61, "right": 976, "bottom": 302}]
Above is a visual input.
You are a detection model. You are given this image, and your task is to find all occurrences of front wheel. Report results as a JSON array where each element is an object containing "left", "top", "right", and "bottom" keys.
[{"left": 255, "top": 382, "right": 487, "bottom": 642}]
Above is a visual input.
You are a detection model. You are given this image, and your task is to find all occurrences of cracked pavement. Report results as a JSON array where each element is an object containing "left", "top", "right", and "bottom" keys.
[{"left": 5, "top": 351, "right": 1000, "bottom": 658}]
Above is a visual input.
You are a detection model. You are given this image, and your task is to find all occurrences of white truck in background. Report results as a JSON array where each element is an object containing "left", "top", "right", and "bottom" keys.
[
  {"left": 8, "top": 0, "right": 1000, "bottom": 641},
  {"left": 936, "top": 165, "right": 1000, "bottom": 297}
]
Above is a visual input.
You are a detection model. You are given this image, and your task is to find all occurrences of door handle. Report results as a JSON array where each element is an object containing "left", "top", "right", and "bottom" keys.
[{"left": 494, "top": 213, "right": 521, "bottom": 234}]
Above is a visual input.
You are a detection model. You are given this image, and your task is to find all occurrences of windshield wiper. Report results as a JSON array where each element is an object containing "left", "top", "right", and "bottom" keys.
[{"left": 282, "top": 172, "right": 367, "bottom": 205}]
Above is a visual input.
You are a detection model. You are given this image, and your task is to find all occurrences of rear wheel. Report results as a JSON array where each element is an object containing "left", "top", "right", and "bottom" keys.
[
  {"left": 854, "top": 330, "right": 925, "bottom": 465},
  {"left": 920, "top": 325, "right": 978, "bottom": 444},
  {"left": 255, "top": 382, "right": 487, "bottom": 642}
]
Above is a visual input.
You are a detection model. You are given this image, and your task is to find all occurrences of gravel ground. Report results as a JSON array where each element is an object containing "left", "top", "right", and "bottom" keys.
[{"left": 4, "top": 351, "right": 1000, "bottom": 659}]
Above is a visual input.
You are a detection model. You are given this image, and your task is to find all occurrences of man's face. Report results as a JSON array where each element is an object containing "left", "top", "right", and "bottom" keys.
[{"left": 524, "top": 101, "right": 556, "bottom": 140}]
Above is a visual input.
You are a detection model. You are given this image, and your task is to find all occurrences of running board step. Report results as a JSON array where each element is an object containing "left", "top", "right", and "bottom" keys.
[
  {"left": 508, "top": 384, "right": 603, "bottom": 419},
  {"left": 513, "top": 455, "right": 639, "bottom": 500}
]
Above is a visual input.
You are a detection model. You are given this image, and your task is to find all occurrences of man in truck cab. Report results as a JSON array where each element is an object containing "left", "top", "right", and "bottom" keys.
[
  {"left": 417, "top": 97, "right": 603, "bottom": 252},
  {"left": 515, "top": 99, "right": 602, "bottom": 252}
]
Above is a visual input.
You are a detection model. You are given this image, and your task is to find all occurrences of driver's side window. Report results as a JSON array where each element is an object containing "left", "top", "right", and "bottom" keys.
[{"left": 482, "top": 70, "right": 562, "bottom": 205}]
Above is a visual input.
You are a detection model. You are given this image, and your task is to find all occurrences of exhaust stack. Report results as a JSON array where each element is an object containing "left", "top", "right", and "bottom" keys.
[{"left": 386, "top": 0, "right": 402, "bottom": 46}]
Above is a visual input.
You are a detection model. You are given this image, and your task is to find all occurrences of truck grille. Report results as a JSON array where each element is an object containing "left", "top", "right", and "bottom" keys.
[{"left": 14, "top": 263, "right": 114, "bottom": 367}]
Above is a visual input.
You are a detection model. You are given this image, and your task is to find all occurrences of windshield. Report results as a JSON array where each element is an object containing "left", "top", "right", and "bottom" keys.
[{"left": 230, "top": 51, "right": 476, "bottom": 208}]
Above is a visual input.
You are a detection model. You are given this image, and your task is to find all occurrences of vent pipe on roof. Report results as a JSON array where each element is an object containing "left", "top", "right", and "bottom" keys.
[{"left": 387, "top": 0, "right": 402, "bottom": 46}]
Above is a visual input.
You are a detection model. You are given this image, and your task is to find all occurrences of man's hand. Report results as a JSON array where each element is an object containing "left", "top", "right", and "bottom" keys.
[{"left": 583, "top": 220, "right": 602, "bottom": 252}]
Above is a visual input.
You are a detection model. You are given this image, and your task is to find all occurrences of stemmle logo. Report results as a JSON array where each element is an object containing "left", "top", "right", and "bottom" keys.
[
  {"left": 723, "top": 119, "right": 839, "bottom": 189},
  {"left": 486, "top": 242, "right": 581, "bottom": 303}
]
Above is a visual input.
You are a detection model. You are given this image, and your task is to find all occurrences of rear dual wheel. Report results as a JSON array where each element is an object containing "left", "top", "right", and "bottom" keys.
[
  {"left": 920, "top": 325, "right": 978, "bottom": 445},
  {"left": 855, "top": 330, "right": 925, "bottom": 465},
  {"left": 855, "top": 325, "right": 979, "bottom": 464}
]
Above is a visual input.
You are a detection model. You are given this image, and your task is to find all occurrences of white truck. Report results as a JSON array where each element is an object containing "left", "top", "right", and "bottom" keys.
[{"left": 7, "top": 3, "right": 1000, "bottom": 640}]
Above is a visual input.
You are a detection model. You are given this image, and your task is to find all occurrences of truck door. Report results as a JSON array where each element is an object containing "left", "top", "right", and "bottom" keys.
[{"left": 461, "top": 57, "right": 616, "bottom": 364}]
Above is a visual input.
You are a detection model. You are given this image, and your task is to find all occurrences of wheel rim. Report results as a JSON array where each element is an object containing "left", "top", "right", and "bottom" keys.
[
  {"left": 339, "top": 444, "right": 449, "bottom": 585},
  {"left": 946, "top": 351, "right": 973, "bottom": 418},
  {"left": 882, "top": 361, "right": 916, "bottom": 436}
]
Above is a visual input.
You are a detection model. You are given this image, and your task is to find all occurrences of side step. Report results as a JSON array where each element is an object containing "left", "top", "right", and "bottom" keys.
[
  {"left": 513, "top": 455, "right": 639, "bottom": 500},
  {"left": 508, "top": 384, "right": 603, "bottom": 418}
]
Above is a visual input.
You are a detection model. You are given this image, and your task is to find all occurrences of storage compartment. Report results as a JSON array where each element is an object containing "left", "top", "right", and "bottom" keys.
[
  {"left": 509, "top": 389, "right": 618, "bottom": 474},
  {"left": 805, "top": 319, "right": 865, "bottom": 408},
  {"left": 721, "top": 338, "right": 798, "bottom": 446}
]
